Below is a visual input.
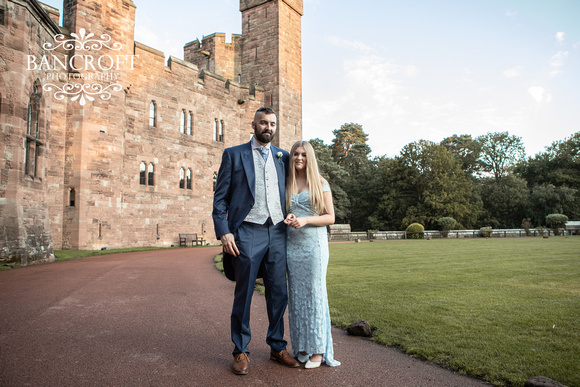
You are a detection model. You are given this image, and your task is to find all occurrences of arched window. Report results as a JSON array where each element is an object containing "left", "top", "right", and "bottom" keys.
[
  {"left": 187, "top": 111, "right": 192, "bottom": 135},
  {"left": 69, "top": 188, "right": 76, "bottom": 207},
  {"left": 149, "top": 101, "right": 156, "bottom": 127},
  {"left": 180, "top": 110, "right": 185, "bottom": 133},
  {"left": 218, "top": 120, "right": 224, "bottom": 142},
  {"left": 148, "top": 163, "right": 154, "bottom": 186},
  {"left": 213, "top": 172, "right": 217, "bottom": 192},
  {"left": 25, "top": 80, "right": 42, "bottom": 177},
  {"left": 186, "top": 168, "right": 192, "bottom": 190},
  {"left": 139, "top": 162, "right": 147, "bottom": 185},
  {"left": 179, "top": 167, "right": 185, "bottom": 189},
  {"left": 213, "top": 119, "right": 217, "bottom": 141}
]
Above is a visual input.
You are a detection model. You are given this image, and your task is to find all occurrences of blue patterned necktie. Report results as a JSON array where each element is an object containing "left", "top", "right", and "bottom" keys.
[{"left": 260, "top": 147, "right": 269, "bottom": 162}]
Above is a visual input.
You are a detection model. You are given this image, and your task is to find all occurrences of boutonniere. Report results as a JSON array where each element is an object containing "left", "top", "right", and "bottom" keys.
[{"left": 277, "top": 151, "right": 283, "bottom": 164}]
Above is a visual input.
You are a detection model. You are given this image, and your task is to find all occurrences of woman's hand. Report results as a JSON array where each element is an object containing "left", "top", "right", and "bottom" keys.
[
  {"left": 284, "top": 213, "right": 297, "bottom": 225},
  {"left": 285, "top": 214, "right": 308, "bottom": 229}
]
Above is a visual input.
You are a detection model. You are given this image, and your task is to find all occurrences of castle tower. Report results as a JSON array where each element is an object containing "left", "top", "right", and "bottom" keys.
[
  {"left": 239, "top": 0, "right": 303, "bottom": 150},
  {"left": 59, "top": 0, "right": 136, "bottom": 249},
  {"left": 184, "top": 33, "right": 243, "bottom": 81}
]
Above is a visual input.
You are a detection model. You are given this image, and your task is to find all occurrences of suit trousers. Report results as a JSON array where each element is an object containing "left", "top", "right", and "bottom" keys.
[{"left": 231, "top": 219, "right": 288, "bottom": 355}]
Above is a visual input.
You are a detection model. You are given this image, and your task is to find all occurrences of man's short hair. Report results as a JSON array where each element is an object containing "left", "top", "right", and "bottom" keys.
[{"left": 255, "top": 107, "right": 276, "bottom": 116}]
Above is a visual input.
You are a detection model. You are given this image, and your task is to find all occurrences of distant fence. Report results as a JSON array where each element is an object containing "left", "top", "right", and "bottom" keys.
[{"left": 328, "top": 228, "right": 571, "bottom": 241}]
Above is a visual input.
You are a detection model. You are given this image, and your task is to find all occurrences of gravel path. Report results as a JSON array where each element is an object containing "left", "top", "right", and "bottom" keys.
[{"left": 0, "top": 247, "right": 489, "bottom": 386}]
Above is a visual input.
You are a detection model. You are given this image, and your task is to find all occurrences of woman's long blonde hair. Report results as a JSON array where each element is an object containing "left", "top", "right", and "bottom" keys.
[{"left": 286, "top": 141, "right": 325, "bottom": 215}]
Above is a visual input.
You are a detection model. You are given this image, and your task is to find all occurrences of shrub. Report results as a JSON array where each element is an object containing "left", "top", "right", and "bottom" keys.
[
  {"left": 522, "top": 218, "right": 532, "bottom": 236},
  {"left": 406, "top": 223, "right": 424, "bottom": 239},
  {"left": 546, "top": 214, "right": 568, "bottom": 236},
  {"left": 479, "top": 226, "right": 492, "bottom": 238},
  {"left": 437, "top": 217, "right": 457, "bottom": 238}
]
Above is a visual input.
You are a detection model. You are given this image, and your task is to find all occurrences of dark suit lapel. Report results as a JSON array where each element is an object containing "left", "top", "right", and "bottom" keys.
[
  {"left": 241, "top": 142, "right": 255, "bottom": 199},
  {"left": 271, "top": 145, "right": 286, "bottom": 197}
]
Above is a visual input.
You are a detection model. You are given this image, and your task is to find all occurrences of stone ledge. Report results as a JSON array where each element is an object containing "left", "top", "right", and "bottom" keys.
[{"left": 134, "top": 41, "right": 165, "bottom": 58}]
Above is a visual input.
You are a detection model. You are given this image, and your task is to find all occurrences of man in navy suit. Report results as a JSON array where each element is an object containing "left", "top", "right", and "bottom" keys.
[{"left": 212, "top": 107, "right": 299, "bottom": 375}]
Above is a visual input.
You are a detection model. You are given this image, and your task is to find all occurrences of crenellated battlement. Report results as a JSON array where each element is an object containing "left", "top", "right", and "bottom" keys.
[
  {"left": 184, "top": 33, "right": 243, "bottom": 82},
  {"left": 134, "top": 41, "right": 260, "bottom": 100}
]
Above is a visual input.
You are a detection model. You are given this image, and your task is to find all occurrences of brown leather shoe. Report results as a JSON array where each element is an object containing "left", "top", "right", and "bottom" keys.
[
  {"left": 232, "top": 353, "right": 249, "bottom": 375},
  {"left": 270, "top": 349, "right": 300, "bottom": 368}
]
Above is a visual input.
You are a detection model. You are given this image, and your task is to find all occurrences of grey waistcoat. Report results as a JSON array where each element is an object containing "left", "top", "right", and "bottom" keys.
[{"left": 244, "top": 149, "right": 284, "bottom": 225}]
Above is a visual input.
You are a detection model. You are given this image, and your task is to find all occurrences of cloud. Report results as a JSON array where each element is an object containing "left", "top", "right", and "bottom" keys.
[
  {"left": 550, "top": 51, "right": 569, "bottom": 67},
  {"left": 505, "top": 9, "right": 518, "bottom": 17},
  {"left": 528, "top": 87, "right": 552, "bottom": 103},
  {"left": 503, "top": 65, "right": 523, "bottom": 79},
  {"left": 303, "top": 54, "right": 423, "bottom": 156},
  {"left": 325, "top": 36, "right": 374, "bottom": 53},
  {"left": 403, "top": 65, "right": 419, "bottom": 77},
  {"left": 342, "top": 54, "right": 419, "bottom": 109},
  {"left": 556, "top": 31, "right": 565, "bottom": 45}
]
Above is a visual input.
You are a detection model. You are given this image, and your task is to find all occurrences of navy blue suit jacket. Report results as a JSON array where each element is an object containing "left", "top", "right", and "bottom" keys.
[{"left": 212, "top": 140, "right": 289, "bottom": 243}]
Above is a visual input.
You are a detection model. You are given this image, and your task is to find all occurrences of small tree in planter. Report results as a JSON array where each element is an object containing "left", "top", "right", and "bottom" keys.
[
  {"left": 437, "top": 217, "right": 456, "bottom": 238},
  {"left": 521, "top": 218, "right": 532, "bottom": 236},
  {"left": 406, "top": 223, "right": 424, "bottom": 239},
  {"left": 546, "top": 214, "right": 568, "bottom": 236},
  {"left": 479, "top": 226, "right": 492, "bottom": 238}
]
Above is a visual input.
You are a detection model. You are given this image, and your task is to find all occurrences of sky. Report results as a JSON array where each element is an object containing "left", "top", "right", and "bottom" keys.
[{"left": 40, "top": 0, "right": 580, "bottom": 158}]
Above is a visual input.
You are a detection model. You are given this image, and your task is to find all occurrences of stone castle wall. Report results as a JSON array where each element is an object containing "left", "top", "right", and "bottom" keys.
[
  {"left": 0, "top": 0, "right": 63, "bottom": 265},
  {"left": 240, "top": 0, "right": 303, "bottom": 151},
  {"left": 0, "top": 0, "right": 303, "bottom": 264}
]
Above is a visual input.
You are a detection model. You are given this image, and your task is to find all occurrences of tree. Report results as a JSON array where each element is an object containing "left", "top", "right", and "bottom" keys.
[
  {"left": 437, "top": 217, "right": 457, "bottom": 237},
  {"left": 309, "top": 138, "right": 351, "bottom": 223},
  {"left": 331, "top": 123, "right": 369, "bottom": 164},
  {"left": 517, "top": 132, "right": 579, "bottom": 187},
  {"left": 341, "top": 142, "right": 372, "bottom": 177},
  {"left": 517, "top": 132, "right": 580, "bottom": 220},
  {"left": 328, "top": 124, "right": 384, "bottom": 230},
  {"left": 441, "top": 134, "right": 481, "bottom": 177},
  {"left": 342, "top": 151, "right": 383, "bottom": 231},
  {"left": 546, "top": 213, "right": 568, "bottom": 235},
  {"left": 369, "top": 157, "right": 411, "bottom": 230},
  {"left": 479, "top": 175, "right": 529, "bottom": 228},
  {"left": 528, "top": 184, "right": 577, "bottom": 226},
  {"left": 380, "top": 140, "right": 481, "bottom": 229},
  {"left": 477, "top": 132, "right": 526, "bottom": 181}
]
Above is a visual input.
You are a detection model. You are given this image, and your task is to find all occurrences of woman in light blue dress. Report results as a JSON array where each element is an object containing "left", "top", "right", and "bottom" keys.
[{"left": 284, "top": 140, "right": 341, "bottom": 369}]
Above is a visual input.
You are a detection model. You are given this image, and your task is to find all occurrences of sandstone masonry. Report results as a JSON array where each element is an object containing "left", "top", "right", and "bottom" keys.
[{"left": 0, "top": 0, "right": 303, "bottom": 265}]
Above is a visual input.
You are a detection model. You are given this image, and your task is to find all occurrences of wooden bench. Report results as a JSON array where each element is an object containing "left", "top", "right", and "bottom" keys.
[{"left": 179, "top": 233, "right": 205, "bottom": 246}]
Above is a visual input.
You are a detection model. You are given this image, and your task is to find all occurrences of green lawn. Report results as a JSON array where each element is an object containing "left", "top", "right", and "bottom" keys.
[{"left": 327, "top": 237, "right": 580, "bottom": 386}]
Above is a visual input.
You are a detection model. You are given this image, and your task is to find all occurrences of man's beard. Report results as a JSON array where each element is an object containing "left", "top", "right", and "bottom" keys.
[{"left": 255, "top": 131, "right": 274, "bottom": 144}]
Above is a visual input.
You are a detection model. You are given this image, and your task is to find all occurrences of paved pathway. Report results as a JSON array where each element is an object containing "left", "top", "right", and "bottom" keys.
[{"left": 0, "top": 247, "right": 489, "bottom": 386}]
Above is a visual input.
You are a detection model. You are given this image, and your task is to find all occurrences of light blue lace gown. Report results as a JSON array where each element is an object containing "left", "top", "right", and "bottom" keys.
[{"left": 287, "top": 181, "right": 340, "bottom": 367}]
